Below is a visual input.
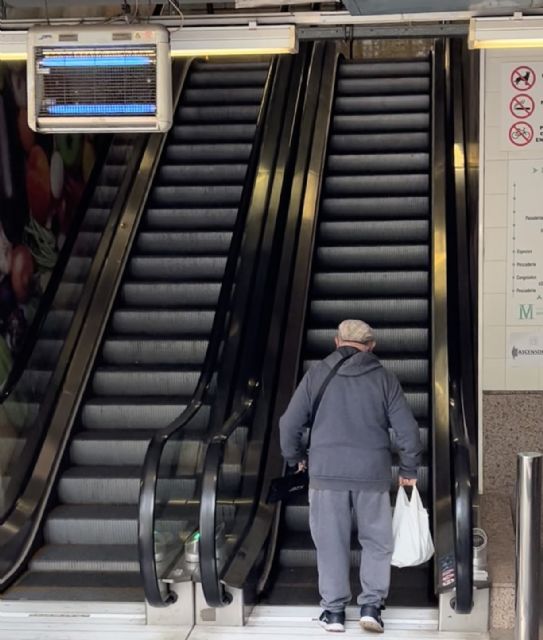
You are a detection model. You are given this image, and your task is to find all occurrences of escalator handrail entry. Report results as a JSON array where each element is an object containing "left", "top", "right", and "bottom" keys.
[
  {"left": 138, "top": 58, "right": 276, "bottom": 608},
  {"left": 449, "top": 380, "right": 473, "bottom": 614},
  {"left": 0, "top": 136, "right": 112, "bottom": 402}
]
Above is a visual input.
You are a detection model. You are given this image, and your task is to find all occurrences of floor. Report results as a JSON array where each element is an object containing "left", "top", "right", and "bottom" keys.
[{"left": 0, "top": 606, "right": 493, "bottom": 640}]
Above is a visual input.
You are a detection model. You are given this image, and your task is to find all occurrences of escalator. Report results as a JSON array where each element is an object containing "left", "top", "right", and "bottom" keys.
[
  {"left": 197, "top": 43, "right": 475, "bottom": 625},
  {"left": 2, "top": 59, "right": 270, "bottom": 602},
  {"left": 264, "top": 56, "right": 434, "bottom": 606}
]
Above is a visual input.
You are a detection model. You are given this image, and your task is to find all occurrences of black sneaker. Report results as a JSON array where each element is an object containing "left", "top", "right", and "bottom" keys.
[
  {"left": 359, "top": 605, "right": 384, "bottom": 633},
  {"left": 318, "top": 610, "right": 345, "bottom": 632}
]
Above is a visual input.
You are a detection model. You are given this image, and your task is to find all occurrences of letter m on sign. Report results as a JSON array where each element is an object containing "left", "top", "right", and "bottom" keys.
[{"left": 519, "top": 304, "right": 534, "bottom": 320}]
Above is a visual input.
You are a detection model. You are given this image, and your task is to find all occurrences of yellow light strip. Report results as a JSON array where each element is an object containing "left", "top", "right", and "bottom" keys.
[
  {"left": 469, "top": 17, "right": 543, "bottom": 50},
  {"left": 170, "top": 25, "right": 298, "bottom": 56}
]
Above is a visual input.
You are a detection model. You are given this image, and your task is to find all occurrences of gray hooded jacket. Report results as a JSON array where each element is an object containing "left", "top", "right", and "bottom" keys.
[{"left": 279, "top": 346, "right": 423, "bottom": 492}]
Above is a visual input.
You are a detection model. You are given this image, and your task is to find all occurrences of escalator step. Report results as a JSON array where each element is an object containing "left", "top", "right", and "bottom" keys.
[
  {"left": 70, "top": 430, "right": 202, "bottom": 466},
  {"left": 163, "top": 144, "right": 252, "bottom": 163},
  {"left": 30, "top": 545, "right": 139, "bottom": 573},
  {"left": 128, "top": 256, "right": 226, "bottom": 281},
  {"left": 333, "top": 113, "right": 429, "bottom": 133},
  {"left": 135, "top": 231, "right": 232, "bottom": 255},
  {"left": 120, "top": 282, "right": 221, "bottom": 307},
  {"left": 45, "top": 505, "right": 139, "bottom": 545},
  {"left": 337, "top": 77, "right": 430, "bottom": 95},
  {"left": 57, "top": 466, "right": 197, "bottom": 505},
  {"left": 81, "top": 207, "right": 110, "bottom": 231},
  {"left": 157, "top": 164, "right": 248, "bottom": 184},
  {"left": 178, "top": 105, "right": 260, "bottom": 123},
  {"left": 335, "top": 95, "right": 430, "bottom": 114},
  {"left": 101, "top": 339, "right": 208, "bottom": 366},
  {"left": 81, "top": 398, "right": 210, "bottom": 431},
  {"left": 327, "top": 153, "right": 429, "bottom": 174},
  {"left": 170, "top": 124, "right": 257, "bottom": 143},
  {"left": 182, "top": 87, "right": 263, "bottom": 105},
  {"left": 321, "top": 196, "right": 429, "bottom": 219},
  {"left": 339, "top": 61, "right": 430, "bottom": 77},
  {"left": 8, "top": 571, "right": 143, "bottom": 602},
  {"left": 319, "top": 221, "right": 428, "bottom": 245},
  {"left": 316, "top": 245, "right": 428, "bottom": 269},
  {"left": 92, "top": 368, "right": 200, "bottom": 397},
  {"left": 329, "top": 132, "right": 429, "bottom": 153},
  {"left": 310, "top": 298, "right": 428, "bottom": 324},
  {"left": 324, "top": 174, "right": 429, "bottom": 196},
  {"left": 144, "top": 208, "right": 238, "bottom": 230},
  {"left": 312, "top": 271, "right": 428, "bottom": 297},
  {"left": 111, "top": 309, "right": 215, "bottom": 335},
  {"left": 150, "top": 185, "right": 243, "bottom": 207}
]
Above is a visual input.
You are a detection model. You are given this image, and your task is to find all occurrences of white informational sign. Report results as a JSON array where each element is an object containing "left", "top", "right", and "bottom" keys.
[
  {"left": 501, "top": 63, "right": 543, "bottom": 150},
  {"left": 506, "top": 159, "right": 543, "bottom": 326},
  {"left": 508, "top": 332, "right": 543, "bottom": 367}
]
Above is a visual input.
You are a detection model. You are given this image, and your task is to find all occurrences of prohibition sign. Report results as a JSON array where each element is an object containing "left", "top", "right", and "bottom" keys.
[
  {"left": 509, "top": 121, "right": 534, "bottom": 147},
  {"left": 511, "top": 66, "right": 536, "bottom": 90},
  {"left": 509, "top": 93, "right": 535, "bottom": 119}
]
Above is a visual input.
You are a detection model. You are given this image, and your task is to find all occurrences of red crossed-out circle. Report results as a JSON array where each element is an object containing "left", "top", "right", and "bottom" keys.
[
  {"left": 511, "top": 66, "right": 536, "bottom": 90},
  {"left": 509, "top": 93, "right": 535, "bottom": 119},
  {"left": 509, "top": 121, "right": 534, "bottom": 147}
]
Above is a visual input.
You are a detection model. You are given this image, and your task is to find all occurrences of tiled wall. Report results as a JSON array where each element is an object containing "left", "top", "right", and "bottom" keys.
[{"left": 481, "top": 50, "right": 543, "bottom": 391}]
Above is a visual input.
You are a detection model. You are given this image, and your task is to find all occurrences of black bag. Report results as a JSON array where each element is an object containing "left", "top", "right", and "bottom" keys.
[{"left": 267, "top": 350, "right": 355, "bottom": 504}]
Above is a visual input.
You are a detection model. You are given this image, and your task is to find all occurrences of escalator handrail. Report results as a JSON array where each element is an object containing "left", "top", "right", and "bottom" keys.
[
  {"left": 0, "top": 135, "right": 112, "bottom": 401},
  {"left": 198, "top": 43, "right": 338, "bottom": 601},
  {"left": 199, "top": 392, "right": 256, "bottom": 600},
  {"left": 449, "top": 380, "right": 473, "bottom": 614},
  {"left": 138, "top": 58, "right": 277, "bottom": 608}
]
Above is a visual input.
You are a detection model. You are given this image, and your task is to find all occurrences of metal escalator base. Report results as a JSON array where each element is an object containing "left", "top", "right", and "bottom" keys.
[{"left": 259, "top": 565, "right": 435, "bottom": 608}]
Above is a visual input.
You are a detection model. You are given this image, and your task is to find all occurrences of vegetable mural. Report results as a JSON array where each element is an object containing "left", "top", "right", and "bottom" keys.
[{"left": 0, "top": 63, "right": 98, "bottom": 386}]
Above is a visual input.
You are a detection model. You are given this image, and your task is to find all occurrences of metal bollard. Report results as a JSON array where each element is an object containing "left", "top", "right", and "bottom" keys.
[{"left": 515, "top": 452, "right": 542, "bottom": 640}]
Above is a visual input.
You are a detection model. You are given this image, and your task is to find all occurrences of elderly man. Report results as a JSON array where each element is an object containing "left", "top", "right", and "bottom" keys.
[{"left": 279, "top": 319, "right": 422, "bottom": 633}]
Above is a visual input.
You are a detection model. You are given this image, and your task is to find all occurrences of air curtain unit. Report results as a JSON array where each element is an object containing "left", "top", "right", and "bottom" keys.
[{"left": 27, "top": 25, "right": 172, "bottom": 133}]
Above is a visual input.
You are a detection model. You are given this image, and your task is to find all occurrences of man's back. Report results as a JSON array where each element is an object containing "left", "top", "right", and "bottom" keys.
[{"left": 280, "top": 346, "right": 422, "bottom": 492}]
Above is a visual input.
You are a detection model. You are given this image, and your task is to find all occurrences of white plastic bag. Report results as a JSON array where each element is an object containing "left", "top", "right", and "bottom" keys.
[{"left": 391, "top": 486, "right": 435, "bottom": 568}]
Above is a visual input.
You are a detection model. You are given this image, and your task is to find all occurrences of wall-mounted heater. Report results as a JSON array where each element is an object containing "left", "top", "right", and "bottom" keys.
[{"left": 27, "top": 25, "right": 172, "bottom": 133}]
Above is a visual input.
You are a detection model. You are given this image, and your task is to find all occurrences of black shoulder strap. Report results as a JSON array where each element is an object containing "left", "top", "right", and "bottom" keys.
[{"left": 307, "top": 349, "right": 356, "bottom": 451}]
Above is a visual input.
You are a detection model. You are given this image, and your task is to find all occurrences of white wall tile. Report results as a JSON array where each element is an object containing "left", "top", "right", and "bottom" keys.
[
  {"left": 485, "top": 126, "right": 507, "bottom": 161},
  {"left": 505, "top": 366, "right": 541, "bottom": 390},
  {"left": 485, "top": 91, "right": 501, "bottom": 127},
  {"left": 484, "top": 260, "right": 506, "bottom": 294},
  {"left": 484, "top": 228, "right": 507, "bottom": 261},
  {"left": 484, "top": 194, "right": 507, "bottom": 228},
  {"left": 483, "top": 358, "right": 506, "bottom": 390},
  {"left": 483, "top": 293, "right": 506, "bottom": 327},
  {"left": 484, "top": 160, "right": 508, "bottom": 195},
  {"left": 483, "top": 326, "right": 506, "bottom": 360}
]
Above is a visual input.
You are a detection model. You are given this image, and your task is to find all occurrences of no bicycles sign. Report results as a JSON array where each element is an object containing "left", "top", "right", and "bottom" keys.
[{"left": 501, "top": 62, "right": 543, "bottom": 151}]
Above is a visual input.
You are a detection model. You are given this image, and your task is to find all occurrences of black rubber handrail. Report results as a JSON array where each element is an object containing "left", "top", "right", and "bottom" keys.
[
  {"left": 449, "top": 381, "right": 473, "bottom": 614},
  {"left": 198, "top": 50, "right": 311, "bottom": 607},
  {"left": 138, "top": 57, "right": 277, "bottom": 608},
  {"left": 198, "top": 43, "right": 337, "bottom": 602},
  {"left": 0, "top": 135, "right": 111, "bottom": 401},
  {"left": 445, "top": 39, "right": 475, "bottom": 615}
]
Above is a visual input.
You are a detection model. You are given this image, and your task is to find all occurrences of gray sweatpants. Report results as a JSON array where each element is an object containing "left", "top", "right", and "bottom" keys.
[{"left": 308, "top": 488, "right": 393, "bottom": 612}]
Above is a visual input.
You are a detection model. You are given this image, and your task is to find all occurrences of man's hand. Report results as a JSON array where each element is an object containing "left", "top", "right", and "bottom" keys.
[
  {"left": 297, "top": 460, "right": 307, "bottom": 473},
  {"left": 399, "top": 476, "right": 417, "bottom": 487}
]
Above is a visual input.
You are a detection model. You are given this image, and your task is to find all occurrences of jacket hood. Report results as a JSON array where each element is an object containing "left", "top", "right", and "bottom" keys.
[{"left": 324, "top": 347, "right": 383, "bottom": 377}]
